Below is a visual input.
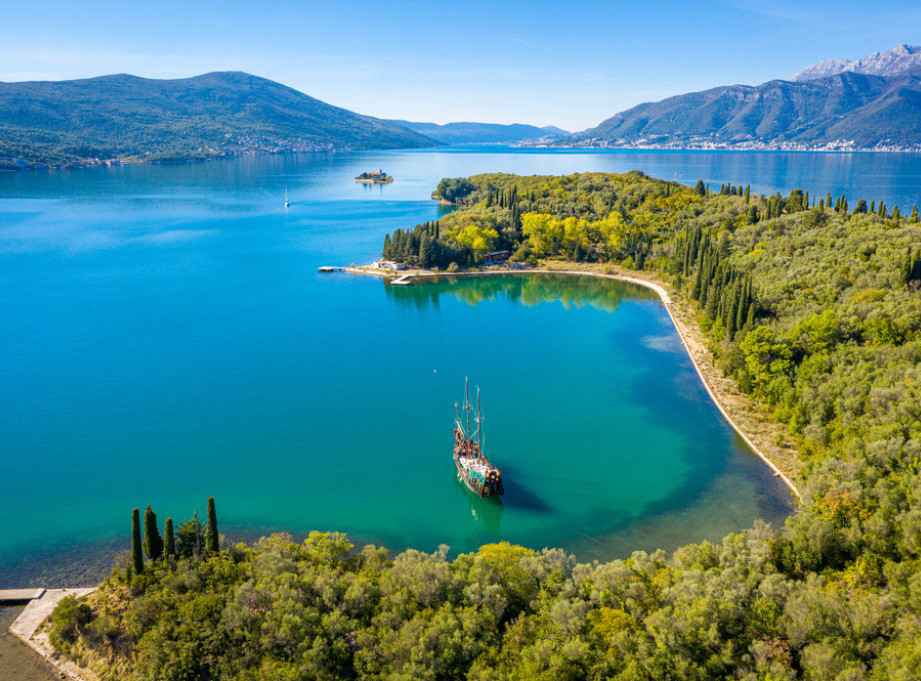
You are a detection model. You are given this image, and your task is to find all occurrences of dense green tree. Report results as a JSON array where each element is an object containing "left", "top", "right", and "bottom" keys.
[
  {"left": 177, "top": 511, "right": 203, "bottom": 559},
  {"left": 163, "top": 517, "right": 176, "bottom": 559},
  {"left": 143, "top": 504, "right": 163, "bottom": 561},
  {"left": 205, "top": 496, "right": 219, "bottom": 553},
  {"left": 131, "top": 507, "right": 144, "bottom": 574}
]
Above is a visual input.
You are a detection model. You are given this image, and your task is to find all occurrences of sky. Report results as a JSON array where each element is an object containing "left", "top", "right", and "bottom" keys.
[{"left": 1, "top": 0, "right": 920, "bottom": 131}]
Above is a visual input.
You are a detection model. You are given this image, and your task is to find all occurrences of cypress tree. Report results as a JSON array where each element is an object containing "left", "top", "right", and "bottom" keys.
[
  {"left": 164, "top": 517, "right": 176, "bottom": 559},
  {"left": 131, "top": 508, "right": 144, "bottom": 574},
  {"left": 744, "top": 185, "right": 751, "bottom": 204},
  {"left": 735, "top": 286, "right": 747, "bottom": 332},
  {"left": 143, "top": 505, "right": 163, "bottom": 561},
  {"left": 870, "top": 200, "right": 875, "bottom": 215},
  {"left": 892, "top": 206, "right": 901, "bottom": 223},
  {"left": 826, "top": 192, "right": 833, "bottom": 209},
  {"left": 205, "top": 496, "right": 219, "bottom": 554},
  {"left": 912, "top": 205, "right": 919, "bottom": 222}
]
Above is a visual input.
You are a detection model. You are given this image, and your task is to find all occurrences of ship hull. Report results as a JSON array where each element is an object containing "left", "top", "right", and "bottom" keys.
[{"left": 455, "top": 457, "right": 504, "bottom": 498}]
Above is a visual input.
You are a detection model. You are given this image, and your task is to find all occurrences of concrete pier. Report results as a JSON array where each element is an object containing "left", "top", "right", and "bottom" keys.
[
  {"left": 6, "top": 588, "right": 96, "bottom": 681},
  {"left": 0, "top": 589, "right": 45, "bottom": 604}
]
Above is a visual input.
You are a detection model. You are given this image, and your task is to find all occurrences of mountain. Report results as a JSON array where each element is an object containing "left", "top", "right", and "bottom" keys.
[
  {"left": 392, "top": 120, "right": 570, "bottom": 145},
  {"left": 0, "top": 72, "right": 437, "bottom": 168},
  {"left": 577, "top": 70, "right": 921, "bottom": 150},
  {"left": 792, "top": 44, "right": 921, "bottom": 82}
]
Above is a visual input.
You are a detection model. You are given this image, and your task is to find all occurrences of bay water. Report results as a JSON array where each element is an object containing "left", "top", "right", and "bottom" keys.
[{"left": 3, "top": 148, "right": 918, "bottom": 585}]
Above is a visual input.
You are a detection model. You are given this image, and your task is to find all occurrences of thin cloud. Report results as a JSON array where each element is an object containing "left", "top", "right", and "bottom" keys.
[{"left": 510, "top": 37, "right": 551, "bottom": 53}]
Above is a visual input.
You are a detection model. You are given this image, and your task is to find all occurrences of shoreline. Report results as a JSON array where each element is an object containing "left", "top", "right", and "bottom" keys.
[{"left": 347, "top": 262, "right": 802, "bottom": 501}]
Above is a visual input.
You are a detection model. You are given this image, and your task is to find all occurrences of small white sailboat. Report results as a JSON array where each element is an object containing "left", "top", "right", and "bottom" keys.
[{"left": 285, "top": 187, "right": 291, "bottom": 209}]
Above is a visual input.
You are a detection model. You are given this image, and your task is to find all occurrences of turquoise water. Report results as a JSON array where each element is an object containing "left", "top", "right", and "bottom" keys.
[{"left": 6, "top": 148, "right": 916, "bottom": 584}]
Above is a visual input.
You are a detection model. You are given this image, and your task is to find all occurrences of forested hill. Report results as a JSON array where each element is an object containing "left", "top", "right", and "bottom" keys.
[
  {"left": 0, "top": 71, "right": 437, "bottom": 169},
  {"left": 575, "top": 71, "right": 921, "bottom": 150}
]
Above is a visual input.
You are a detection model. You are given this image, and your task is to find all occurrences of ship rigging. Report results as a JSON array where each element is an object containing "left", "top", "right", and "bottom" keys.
[{"left": 454, "top": 378, "right": 504, "bottom": 497}]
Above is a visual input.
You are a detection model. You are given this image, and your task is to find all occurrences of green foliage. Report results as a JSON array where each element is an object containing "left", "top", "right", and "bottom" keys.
[
  {"left": 205, "top": 496, "right": 219, "bottom": 554},
  {"left": 163, "top": 517, "right": 176, "bottom": 560},
  {"left": 49, "top": 595, "right": 92, "bottom": 649},
  {"left": 131, "top": 507, "right": 144, "bottom": 575},
  {"left": 143, "top": 505, "right": 163, "bottom": 561},
  {"left": 177, "top": 511, "right": 203, "bottom": 559}
]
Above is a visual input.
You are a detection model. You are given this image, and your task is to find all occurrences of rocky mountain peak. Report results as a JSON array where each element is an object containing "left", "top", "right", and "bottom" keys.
[{"left": 791, "top": 44, "right": 921, "bottom": 81}]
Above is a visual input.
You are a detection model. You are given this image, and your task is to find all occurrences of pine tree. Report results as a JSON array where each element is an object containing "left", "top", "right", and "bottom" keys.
[
  {"left": 205, "top": 497, "right": 219, "bottom": 554},
  {"left": 164, "top": 517, "right": 176, "bottom": 559},
  {"left": 131, "top": 508, "right": 144, "bottom": 574},
  {"left": 419, "top": 234, "right": 433, "bottom": 268},
  {"left": 143, "top": 505, "right": 163, "bottom": 561}
]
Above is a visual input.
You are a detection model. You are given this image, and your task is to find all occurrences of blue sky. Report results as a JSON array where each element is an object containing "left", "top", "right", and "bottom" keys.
[{"left": 1, "top": 0, "right": 919, "bottom": 130}]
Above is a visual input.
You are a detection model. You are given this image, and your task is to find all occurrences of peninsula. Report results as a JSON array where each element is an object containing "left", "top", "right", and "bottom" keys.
[{"left": 30, "top": 170, "right": 921, "bottom": 681}]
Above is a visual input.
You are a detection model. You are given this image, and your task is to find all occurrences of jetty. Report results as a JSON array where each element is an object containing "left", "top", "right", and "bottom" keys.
[
  {"left": 5, "top": 587, "right": 96, "bottom": 681},
  {"left": 0, "top": 588, "right": 45, "bottom": 604}
]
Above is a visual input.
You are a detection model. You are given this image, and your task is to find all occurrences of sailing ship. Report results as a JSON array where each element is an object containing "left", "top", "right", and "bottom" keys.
[{"left": 454, "top": 379, "right": 504, "bottom": 497}]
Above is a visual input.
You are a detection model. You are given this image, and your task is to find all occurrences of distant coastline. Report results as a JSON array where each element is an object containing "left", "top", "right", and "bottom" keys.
[{"left": 520, "top": 139, "right": 921, "bottom": 153}]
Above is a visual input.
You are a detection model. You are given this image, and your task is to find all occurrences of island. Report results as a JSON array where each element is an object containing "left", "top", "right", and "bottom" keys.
[{"left": 354, "top": 169, "right": 394, "bottom": 184}]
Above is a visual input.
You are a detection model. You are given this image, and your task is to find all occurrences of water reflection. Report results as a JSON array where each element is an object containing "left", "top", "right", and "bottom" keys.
[
  {"left": 454, "top": 475, "right": 504, "bottom": 535},
  {"left": 385, "top": 273, "right": 658, "bottom": 312}
]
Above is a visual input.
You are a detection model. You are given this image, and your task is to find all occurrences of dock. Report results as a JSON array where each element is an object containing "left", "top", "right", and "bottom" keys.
[
  {"left": 5, "top": 587, "right": 96, "bottom": 681},
  {"left": 318, "top": 266, "right": 346, "bottom": 273},
  {"left": 0, "top": 588, "right": 45, "bottom": 604}
]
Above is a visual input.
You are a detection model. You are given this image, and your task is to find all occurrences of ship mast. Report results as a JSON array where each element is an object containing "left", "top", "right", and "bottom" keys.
[
  {"left": 475, "top": 387, "right": 489, "bottom": 461},
  {"left": 464, "top": 377, "right": 472, "bottom": 438}
]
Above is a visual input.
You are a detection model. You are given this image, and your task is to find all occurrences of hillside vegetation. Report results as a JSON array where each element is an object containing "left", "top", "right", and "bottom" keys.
[
  {"left": 0, "top": 72, "right": 436, "bottom": 169},
  {"left": 51, "top": 173, "right": 921, "bottom": 680}
]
